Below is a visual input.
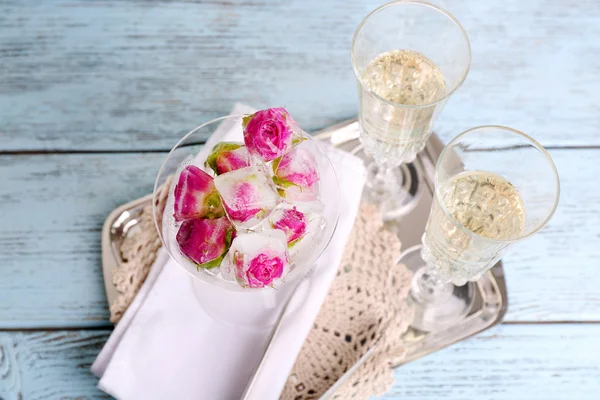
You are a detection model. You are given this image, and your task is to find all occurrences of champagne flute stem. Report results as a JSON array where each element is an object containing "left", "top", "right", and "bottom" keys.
[
  {"left": 368, "top": 159, "right": 400, "bottom": 193},
  {"left": 410, "top": 263, "right": 453, "bottom": 305}
]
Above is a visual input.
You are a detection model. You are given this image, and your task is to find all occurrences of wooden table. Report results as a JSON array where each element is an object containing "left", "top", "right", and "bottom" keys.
[{"left": 1, "top": 0, "right": 598, "bottom": 398}]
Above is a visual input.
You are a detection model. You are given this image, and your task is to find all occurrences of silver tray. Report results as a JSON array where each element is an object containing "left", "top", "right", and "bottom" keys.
[{"left": 101, "top": 119, "right": 508, "bottom": 372}]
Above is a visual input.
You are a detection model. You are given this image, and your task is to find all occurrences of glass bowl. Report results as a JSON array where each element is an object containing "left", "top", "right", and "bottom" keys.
[{"left": 152, "top": 115, "right": 340, "bottom": 292}]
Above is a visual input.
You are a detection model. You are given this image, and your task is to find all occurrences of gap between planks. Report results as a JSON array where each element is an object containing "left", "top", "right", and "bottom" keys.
[
  {"left": 1, "top": 144, "right": 599, "bottom": 157},
  {"left": 2, "top": 320, "right": 600, "bottom": 333}
]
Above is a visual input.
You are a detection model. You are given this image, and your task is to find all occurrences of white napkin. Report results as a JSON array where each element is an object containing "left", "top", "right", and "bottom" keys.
[{"left": 92, "top": 104, "right": 366, "bottom": 400}]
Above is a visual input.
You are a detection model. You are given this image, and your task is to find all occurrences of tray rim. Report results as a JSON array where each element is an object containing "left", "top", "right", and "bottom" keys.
[{"left": 101, "top": 193, "right": 153, "bottom": 313}]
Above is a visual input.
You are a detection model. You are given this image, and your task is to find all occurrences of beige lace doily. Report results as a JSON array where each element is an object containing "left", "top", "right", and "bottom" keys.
[
  {"left": 109, "top": 196, "right": 413, "bottom": 399},
  {"left": 281, "top": 204, "right": 413, "bottom": 399}
]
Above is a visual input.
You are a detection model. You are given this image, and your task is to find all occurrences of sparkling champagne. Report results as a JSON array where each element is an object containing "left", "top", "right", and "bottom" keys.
[
  {"left": 422, "top": 170, "right": 526, "bottom": 284},
  {"left": 359, "top": 50, "right": 447, "bottom": 163},
  {"left": 440, "top": 171, "right": 526, "bottom": 240}
]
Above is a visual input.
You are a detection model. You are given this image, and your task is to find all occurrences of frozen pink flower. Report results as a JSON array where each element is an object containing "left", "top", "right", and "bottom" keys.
[
  {"left": 273, "top": 147, "right": 320, "bottom": 202},
  {"left": 243, "top": 107, "right": 303, "bottom": 162},
  {"left": 223, "top": 181, "right": 261, "bottom": 222},
  {"left": 204, "top": 142, "right": 250, "bottom": 175},
  {"left": 271, "top": 207, "right": 307, "bottom": 245},
  {"left": 176, "top": 217, "right": 234, "bottom": 269},
  {"left": 225, "top": 230, "right": 289, "bottom": 288},
  {"left": 214, "top": 166, "right": 279, "bottom": 229},
  {"left": 240, "top": 253, "right": 285, "bottom": 288},
  {"left": 173, "top": 165, "right": 224, "bottom": 221}
]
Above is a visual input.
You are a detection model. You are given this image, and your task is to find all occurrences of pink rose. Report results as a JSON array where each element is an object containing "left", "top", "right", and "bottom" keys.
[
  {"left": 271, "top": 207, "right": 307, "bottom": 245},
  {"left": 176, "top": 217, "right": 234, "bottom": 269},
  {"left": 225, "top": 230, "right": 289, "bottom": 288},
  {"left": 214, "top": 166, "right": 279, "bottom": 229},
  {"left": 204, "top": 142, "right": 250, "bottom": 175},
  {"left": 243, "top": 107, "right": 302, "bottom": 162},
  {"left": 273, "top": 147, "right": 320, "bottom": 202},
  {"left": 174, "top": 165, "right": 224, "bottom": 221},
  {"left": 237, "top": 253, "right": 285, "bottom": 288}
]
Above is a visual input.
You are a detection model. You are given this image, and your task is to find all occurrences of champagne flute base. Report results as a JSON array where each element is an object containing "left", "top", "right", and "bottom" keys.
[{"left": 399, "top": 245, "right": 475, "bottom": 332}]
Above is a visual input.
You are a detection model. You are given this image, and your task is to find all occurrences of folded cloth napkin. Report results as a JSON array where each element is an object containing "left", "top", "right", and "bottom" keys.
[{"left": 92, "top": 103, "right": 366, "bottom": 400}]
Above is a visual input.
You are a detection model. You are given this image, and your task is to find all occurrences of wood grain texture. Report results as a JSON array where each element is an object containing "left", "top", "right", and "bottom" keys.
[
  {"left": 0, "top": 148, "right": 597, "bottom": 327},
  {"left": 0, "top": 325, "right": 598, "bottom": 399},
  {"left": 0, "top": 153, "right": 162, "bottom": 328},
  {"left": 497, "top": 147, "right": 599, "bottom": 322},
  {"left": 382, "top": 324, "right": 600, "bottom": 400},
  {"left": 0, "top": 330, "right": 111, "bottom": 400},
  {"left": 1, "top": 0, "right": 598, "bottom": 397},
  {"left": 1, "top": 0, "right": 599, "bottom": 151}
]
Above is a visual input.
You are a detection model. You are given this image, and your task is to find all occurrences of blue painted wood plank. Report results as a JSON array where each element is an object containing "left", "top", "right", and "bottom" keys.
[
  {"left": 380, "top": 323, "right": 600, "bottom": 400},
  {"left": 1, "top": 0, "right": 599, "bottom": 151},
  {"left": 0, "top": 148, "right": 597, "bottom": 328},
  {"left": 499, "top": 146, "right": 600, "bottom": 322},
  {"left": 0, "top": 330, "right": 111, "bottom": 400},
  {"left": 0, "top": 153, "right": 163, "bottom": 328},
  {"left": 1, "top": 325, "right": 598, "bottom": 399}
]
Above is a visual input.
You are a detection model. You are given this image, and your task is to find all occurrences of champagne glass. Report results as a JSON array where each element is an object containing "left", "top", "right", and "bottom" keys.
[
  {"left": 351, "top": 0, "right": 471, "bottom": 217},
  {"left": 403, "top": 126, "right": 560, "bottom": 332}
]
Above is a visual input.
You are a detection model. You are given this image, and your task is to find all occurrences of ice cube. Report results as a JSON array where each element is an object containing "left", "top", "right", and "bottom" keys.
[
  {"left": 223, "top": 229, "right": 290, "bottom": 289},
  {"left": 243, "top": 107, "right": 304, "bottom": 163},
  {"left": 214, "top": 166, "right": 279, "bottom": 230},
  {"left": 287, "top": 211, "right": 326, "bottom": 264},
  {"left": 218, "top": 256, "right": 236, "bottom": 282},
  {"left": 176, "top": 217, "right": 234, "bottom": 269},
  {"left": 292, "top": 199, "right": 325, "bottom": 214},
  {"left": 173, "top": 165, "right": 224, "bottom": 221},
  {"left": 204, "top": 142, "right": 250, "bottom": 175},
  {"left": 273, "top": 146, "right": 320, "bottom": 203},
  {"left": 261, "top": 203, "right": 323, "bottom": 247}
]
